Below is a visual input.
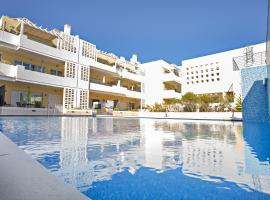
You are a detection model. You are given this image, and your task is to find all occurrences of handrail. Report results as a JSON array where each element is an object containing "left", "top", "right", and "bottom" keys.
[{"left": 233, "top": 51, "right": 266, "bottom": 70}]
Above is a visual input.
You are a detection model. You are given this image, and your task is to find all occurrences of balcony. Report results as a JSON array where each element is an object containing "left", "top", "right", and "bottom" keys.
[
  {"left": 89, "top": 82, "right": 143, "bottom": 99},
  {"left": 163, "top": 73, "right": 181, "bottom": 84},
  {"left": 233, "top": 51, "right": 266, "bottom": 70},
  {"left": 19, "top": 34, "right": 78, "bottom": 63},
  {"left": 0, "top": 62, "right": 77, "bottom": 88},
  {"left": 89, "top": 59, "right": 118, "bottom": 74},
  {"left": 163, "top": 90, "right": 182, "bottom": 99},
  {"left": 0, "top": 30, "right": 78, "bottom": 63},
  {"left": 118, "top": 69, "right": 143, "bottom": 83}
]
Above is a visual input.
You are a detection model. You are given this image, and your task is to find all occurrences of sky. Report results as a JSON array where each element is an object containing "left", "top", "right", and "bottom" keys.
[{"left": 0, "top": 0, "right": 268, "bottom": 65}]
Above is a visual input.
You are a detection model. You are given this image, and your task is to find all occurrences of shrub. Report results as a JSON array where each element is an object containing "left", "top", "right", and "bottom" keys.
[
  {"left": 235, "top": 95, "right": 242, "bottom": 112},
  {"left": 149, "top": 103, "right": 166, "bottom": 112},
  {"left": 181, "top": 92, "right": 198, "bottom": 104},
  {"left": 183, "top": 103, "right": 197, "bottom": 112},
  {"left": 34, "top": 101, "right": 42, "bottom": 108},
  {"left": 199, "top": 103, "right": 212, "bottom": 112}
]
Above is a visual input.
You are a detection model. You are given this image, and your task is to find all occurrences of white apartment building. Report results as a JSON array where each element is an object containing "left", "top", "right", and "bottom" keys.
[
  {"left": 0, "top": 16, "right": 144, "bottom": 115},
  {"left": 181, "top": 43, "right": 266, "bottom": 100}
]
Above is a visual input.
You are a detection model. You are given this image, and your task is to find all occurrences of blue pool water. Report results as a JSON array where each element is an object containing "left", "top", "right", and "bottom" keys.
[{"left": 0, "top": 117, "right": 270, "bottom": 200}]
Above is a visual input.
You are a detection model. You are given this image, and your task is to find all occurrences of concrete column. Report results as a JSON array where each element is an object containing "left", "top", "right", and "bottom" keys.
[
  {"left": 102, "top": 76, "right": 106, "bottom": 84},
  {"left": 20, "top": 21, "right": 24, "bottom": 35},
  {"left": 131, "top": 85, "right": 134, "bottom": 91},
  {"left": 117, "top": 79, "right": 121, "bottom": 87}
]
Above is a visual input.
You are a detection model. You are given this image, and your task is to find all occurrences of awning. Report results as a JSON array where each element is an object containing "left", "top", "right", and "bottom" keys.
[{"left": 15, "top": 18, "right": 59, "bottom": 41}]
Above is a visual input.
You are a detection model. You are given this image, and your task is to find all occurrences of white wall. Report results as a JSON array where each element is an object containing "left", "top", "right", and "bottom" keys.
[
  {"left": 141, "top": 60, "right": 167, "bottom": 106},
  {"left": 181, "top": 43, "right": 266, "bottom": 97}
]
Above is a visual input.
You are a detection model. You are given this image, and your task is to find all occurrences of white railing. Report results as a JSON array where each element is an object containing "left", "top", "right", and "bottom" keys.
[
  {"left": 163, "top": 73, "right": 181, "bottom": 84},
  {"left": 0, "top": 30, "right": 20, "bottom": 47},
  {"left": 0, "top": 62, "right": 77, "bottom": 88},
  {"left": 20, "top": 35, "right": 78, "bottom": 63},
  {"left": 90, "top": 82, "right": 143, "bottom": 99},
  {"left": 163, "top": 90, "right": 182, "bottom": 99},
  {"left": 0, "top": 62, "right": 18, "bottom": 78}
]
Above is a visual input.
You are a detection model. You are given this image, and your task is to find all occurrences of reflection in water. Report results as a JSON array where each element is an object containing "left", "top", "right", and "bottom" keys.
[{"left": 0, "top": 117, "right": 270, "bottom": 199}]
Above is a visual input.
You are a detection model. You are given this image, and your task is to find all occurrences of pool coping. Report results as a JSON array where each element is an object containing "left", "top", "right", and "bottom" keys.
[
  {"left": 0, "top": 114, "right": 243, "bottom": 121},
  {"left": 0, "top": 134, "right": 89, "bottom": 200}
]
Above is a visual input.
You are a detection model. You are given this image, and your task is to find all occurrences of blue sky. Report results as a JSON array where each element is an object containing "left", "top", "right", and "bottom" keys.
[{"left": 0, "top": 0, "right": 267, "bottom": 64}]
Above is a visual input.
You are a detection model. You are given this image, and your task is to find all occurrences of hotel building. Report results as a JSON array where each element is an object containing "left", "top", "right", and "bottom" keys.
[{"left": 0, "top": 15, "right": 266, "bottom": 115}]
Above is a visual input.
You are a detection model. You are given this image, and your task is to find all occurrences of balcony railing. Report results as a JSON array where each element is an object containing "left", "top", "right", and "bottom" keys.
[
  {"left": 0, "top": 62, "right": 77, "bottom": 88},
  {"left": 233, "top": 51, "right": 267, "bottom": 70}
]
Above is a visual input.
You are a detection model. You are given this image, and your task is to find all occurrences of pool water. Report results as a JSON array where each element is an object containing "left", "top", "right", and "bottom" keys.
[{"left": 0, "top": 117, "right": 270, "bottom": 200}]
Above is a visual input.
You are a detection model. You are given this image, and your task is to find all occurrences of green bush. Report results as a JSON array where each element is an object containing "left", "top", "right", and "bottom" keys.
[
  {"left": 183, "top": 103, "right": 197, "bottom": 112},
  {"left": 181, "top": 92, "right": 198, "bottom": 103},
  {"left": 34, "top": 101, "right": 42, "bottom": 108},
  {"left": 235, "top": 95, "right": 242, "bottom": 112},
  {"left": 199, "top": 103, "right": 212, "bottom": 112},
  {"left": 149, "top": 103, "right": 166, "bottom": 112}
]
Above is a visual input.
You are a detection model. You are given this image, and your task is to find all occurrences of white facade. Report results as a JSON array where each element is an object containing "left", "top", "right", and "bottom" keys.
[
  {"left": 141, "top": 60, "right": 181, "bottom": 106},
  {"left": 181, "top": 43, "right": 266, "bottom": 97},
  {"left": 0, "top": 16, "right": 144, "bottom": 113}
]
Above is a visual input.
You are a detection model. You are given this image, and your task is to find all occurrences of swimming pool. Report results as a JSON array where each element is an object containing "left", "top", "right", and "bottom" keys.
[{"left": 0, "top": 117, "right": 270, "bottom": 200}]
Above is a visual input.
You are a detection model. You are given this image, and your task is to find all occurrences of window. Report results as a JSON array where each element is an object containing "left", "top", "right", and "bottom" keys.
[
  {"left": 15, "top": 60, "right": 23, "bottom": 66},
  {"left": 187, "top": 77, "right": 189, "bottom": 80},
  {"left": 80, "top": 65, "right": 89, "bottom": 81},
  {"left": 217, "top": 73, "right": 219, "bottom": 76},
  {"left": 187, "top": 72, "right": 189, "bottom": 75},
  {"left": 206, "top": 80, "right": 209, "bottom": 82},
  {"left": 206, "top": 74, "right": 209, "bottom": 77},
  {"left": 23, "top": 63, "right": 31, "bottom": 70},
  {"left": 201, "top": 80, "right": 204, "bottom": 83},
  {"left": 191, "top": 77, "right": 194, "bottom": 79},
  {"left": 212, "top": 79, "right": 214, "bottom": 82},
  {"left": 51, "top": 69, "right": 62, "bottom": 76},
  {"left": 65, "top": 62, "right": 76, "bottom": 78},
  {"left": 217, "top": 78, "right": 220, "bottom": 81},
  {"left": 216, "top": 67, "right": 219, "bottom": 70},
  {"left": 187, "top": 82, "right": 189, "bottom": 84},
  {"left": 51, "top": 69, "right": 57, "bottom": 75},
  {"left": 211, "top": 74, "right": 214, "bottom": 76},
  {"left": 31, "top": 65, "right": 45, "bottom": 73},
  {"left": 201, "top": 75, "right": 203, "bottom": 78},
  {"left": 206, "top": 69, "right": 208, "bottom": 72},
  {"left": 0, "top": 54, "right": 2, "bottom": 62},
  {"left": 211, "top": 68, "right": 214, "bottom": 71},
  {"left": 64, "top": 88, "right": 75, "bottom": 109}
]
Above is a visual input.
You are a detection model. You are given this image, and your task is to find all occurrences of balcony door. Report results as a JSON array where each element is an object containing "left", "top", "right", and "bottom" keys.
[{"left": 0, "top": 85, "right": 5, "bottom": 106}]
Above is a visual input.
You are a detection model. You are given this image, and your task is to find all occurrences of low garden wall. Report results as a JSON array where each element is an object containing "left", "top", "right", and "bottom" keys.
[{"left": 113, "top": 111, "right": 242, "bottom": 121}]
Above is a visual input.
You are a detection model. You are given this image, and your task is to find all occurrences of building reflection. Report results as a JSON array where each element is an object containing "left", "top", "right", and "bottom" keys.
[{"left": 54, "top": 117, "right": 270, "bottom": 194}]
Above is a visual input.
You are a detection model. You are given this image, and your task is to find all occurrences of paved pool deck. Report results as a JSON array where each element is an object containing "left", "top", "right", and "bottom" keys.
[{"left": 0, "top": 134, "right": 88, "bottom": 200}]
